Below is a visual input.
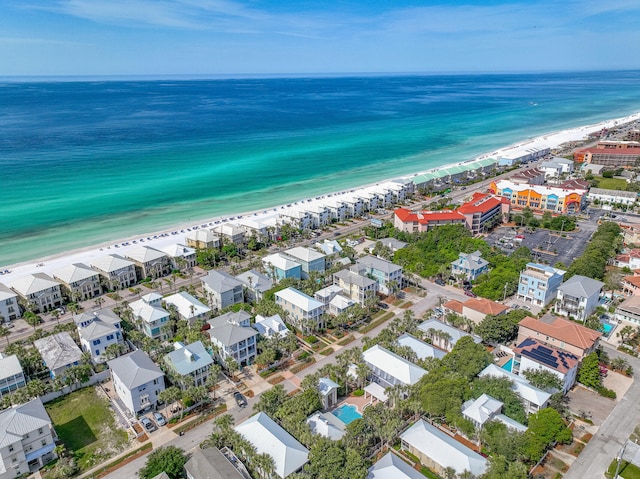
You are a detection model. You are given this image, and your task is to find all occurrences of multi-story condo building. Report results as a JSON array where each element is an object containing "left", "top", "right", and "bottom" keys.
[
  {"left": 125, "top": 246, "right": 171, "bottom": 280},
  {"left": 517, "top": 263, "right": 566, "bottom": 306},
  {"left": 275, "top": 287, "right": 325, "bottom": 332},
  {"left": 10, "top": 273, "right": 62, "bottom": 314},
  {"left": 161, "top": 243, "right": 197, "bottom": 270},
  {"left": 490, "top": 180, "right": 587, "bottom": 214},
  {"left": 52, "top": 263, "right": 102, "bottom": 301},
  {"left": 0, "top": 354, "right": 26, "bottom": 397},
  {"left": 0, "top": 398, "right": 58, "bottom": 478},
  {"left": 573, "top": 147, "right": 640, "bottom": 166},
  {"left": 185, "top": 229, "right": 221, "bottom": 250},
  {"left": 90, "top": 254, "right": 138, "bottom": 290},
  {"left": 0, "top": 284, "right": 20, "bottom": 322}
]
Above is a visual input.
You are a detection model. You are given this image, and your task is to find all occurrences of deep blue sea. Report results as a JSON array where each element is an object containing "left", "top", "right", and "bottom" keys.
[{"left": 2, "top": 71, "right": 640, "bottom": 266}]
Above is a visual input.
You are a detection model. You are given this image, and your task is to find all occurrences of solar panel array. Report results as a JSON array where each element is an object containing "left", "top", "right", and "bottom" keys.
[{"left": 515, "top": 337, "right": 578, "bottom": 372}]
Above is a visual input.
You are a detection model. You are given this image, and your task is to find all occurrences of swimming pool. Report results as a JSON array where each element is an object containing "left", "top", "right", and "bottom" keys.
[
  {"left": 501, "top": 358, "right": 514, "bottom": 372},
  {"left": 601, "top": 321, "right": 614, "bottom": 336},
  {"left": 331, "top": 404, "right": 362, "bottom": 425}
]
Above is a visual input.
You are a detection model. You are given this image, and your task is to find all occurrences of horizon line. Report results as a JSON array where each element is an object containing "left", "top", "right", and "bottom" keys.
[{"left": 2, "top": 68, "right": 639, "bottom": 83}]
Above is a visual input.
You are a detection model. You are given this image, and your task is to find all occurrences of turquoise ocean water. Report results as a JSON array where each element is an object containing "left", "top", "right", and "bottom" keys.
[{"left": 2, "top": 71, "right": 640, "bottom": 266}]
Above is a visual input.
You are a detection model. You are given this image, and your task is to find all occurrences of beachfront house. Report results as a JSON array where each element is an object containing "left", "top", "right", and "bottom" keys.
[
  {"left": 275, "top": 287, "right": 325, "bottom": 332},
  {"left": 52, "top": 263, "right": 102, "bottom": 301},
  {"left": 201, "top": 270, "right": 244, "bottom": 311},
  {"left": 450, "top": 251, "right": 489, "bottom": 281},
  {"left": 125, "top": 246, "right": 172, "bottom": 279},
  {"left": 208, "top": 311, "right": 257, "bottom": 367},
  {"left": 514, "top": 338, "right": 579, "bottom": 394},
  {"left": 254, "top": 314, "right": 289, "bottom": 339},
  {"left": 281, "top": 247, "right": 326, "bottom": 279},
  {"left": 262, "top": 253, "right": 302, "bottom": 282},
  {"left": 401, "top": 419, "right": 488, "bottom": 478},
  {"left": 0, "top": 283, "right": 20, "bottom": 322},
  {"left": 213, "top": 224, "right": 245, "bottom": 245},
  {"left": 184, "top": 447, "right": 247, "bottom": 479},
  {"left": 418, "top": 319, "right": 482, "bottom": 352},
  {"left": 108, "top": 349, "right": 166, "bottom": 417},
  {"left": 10, "top": 273, "right": 62, "bottom": 314},
  {"left": 479, "top": 364, "right": 550, "bottom": 415},
  {"left": 332, "top": 269, "right": 378, "bottom": 306},
  {"left": 0, "top": 398, "right": 58, "bottom": 477},
  {"left": 90, "top": 254, "right": 138, "bottom": 290},
  {"left": 129, "top": 293, "right": 171, "bottom": 340},
  {"left": 554, "top": 275, "right": 604, "bottom": 321},
  {"left": 163, "top": 341, "right": 214, "bottom": 388},
  {"left": 367, "top": 451, "right": 425, "bottom": 479},
  {"left": 164, "top": 292, "right": 211, "bottom": 324},
  {"left": 161, "top": 243, "right": 197, "bottom": 270},
  {"left": 235, "top": 269, "right": 273, "bottom": 303},
  {"left": 74, "top": 308, "right": 123, "bottom": 363},
  {"left": 0, "top": 353, "right": 26, "bottom": 397},
  {"left": 185, "top": 230, "right": 221, "bottom": 250},
  {"left": 33, "top": 332, "right": 83, "bottom": 379},
  {"left": 354, "top": 256, "right": 403, "bottom": 296},
  {"left": 235, "top": 412, "right": 309, "bottom": 479},
  {"left": 517, "top": 263, "right": 566, "bottom": 306},
  {"left": 517, "top": 315, "right": 601, "bottom": 360}
]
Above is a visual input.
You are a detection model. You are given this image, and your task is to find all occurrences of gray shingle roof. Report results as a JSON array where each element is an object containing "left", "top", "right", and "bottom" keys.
[
  {"left": 184, "top": 448, "right": 244, "bottom": 479},
  {"left": 0, "top": 398, "right": 52, "bottom": 449},
  {"left": 164, "top": 341, "right": 213, "bottom": 376},
  {"left": 202, "top": 270, "right": 243, "bottom": 293},
  {"left": 33, "top": 332, "right": 83, "bottom": 371},
  {"left": 209, "top": 323, "right": 257, "bottom": 347},
  {"left": 559, "top": 275, "right": 605, "bottom": 298},
  {"left": 108, "top": 350, "right": 164, "bottom": 389}
]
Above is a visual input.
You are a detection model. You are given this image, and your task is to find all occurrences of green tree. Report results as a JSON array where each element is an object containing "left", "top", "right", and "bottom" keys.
[
  {"left": 522, "top": 368, "right": 563, "bottom": 392},
  {"left": 577, "top": 351, "right": 601, "bottom": 389},
  {"left": 253, "top": 384, "right": 287, "bottom": 416},
  {"left": 138, "top": 446, "right": 187, "bottom": 479},
  {"left": 475, "top": 310, "right": 528, "bottom": 344},
  {"left": 442, "top": 336, "right": 492, "bottom": 381},
  {"left": 522, "top": 408, "right": 572, "bottom": 462},
  {"left": 0, "top": 325, "right": 11, "bottom": 346},
  {"left": 483, "top": 455, "right": 528, "bottom": 479}
]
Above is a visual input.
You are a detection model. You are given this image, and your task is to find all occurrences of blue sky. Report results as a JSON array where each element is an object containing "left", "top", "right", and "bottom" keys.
[{"left": 1, "top": 0, "right": 639, "bottom": 76}]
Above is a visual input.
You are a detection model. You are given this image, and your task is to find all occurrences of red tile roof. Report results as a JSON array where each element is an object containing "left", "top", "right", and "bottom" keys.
[
  {"left": 623, "top": 276, "right": 640, "bottom": 288},
  {"left": 394, "top": 208, "right": 466, "bottom": 225},
  {"left": 518, "top": 316, "right": 601, "bottom": 351},
  {"left": 581, "top": 148, "right": 640, "bottom": 155},
  {"left": 443, "top": 299, "right": 464, "bottom": 314},
  {"left": 463, "top": 298, "right": 510, "bottom": 316},
  {"left": 457, "top": 193, "right": 509, "bottom": 215}
]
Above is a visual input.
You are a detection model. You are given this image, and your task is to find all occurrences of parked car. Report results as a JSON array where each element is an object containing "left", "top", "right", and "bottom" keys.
[
  {"left": 234, "top": 392, "right": 247, "bottom": 408},
  {"left": 464, "top": 290, "right": 477, "bottom": 298},
  {"left": 153, "top": 412, "right": 166, "bottom": 426},
  {"left": 435, "top": 278, "right": 445, "bottom": 286},
  {"left": 377, "top": 302, "right": 389, "bottom": 310},
  {"left": 140, "top": 416, "right": 156, "bottom": 432}
]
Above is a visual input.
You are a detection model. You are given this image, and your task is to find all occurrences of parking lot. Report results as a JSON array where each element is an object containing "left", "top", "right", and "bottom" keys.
[{"left": 486, "top": 221, "right": 598, "bottom": 268}]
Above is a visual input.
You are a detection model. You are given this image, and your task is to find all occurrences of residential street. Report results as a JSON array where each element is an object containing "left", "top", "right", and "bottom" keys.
[{"left": 564, "top": 345, "right": 640, "bottom": 479}]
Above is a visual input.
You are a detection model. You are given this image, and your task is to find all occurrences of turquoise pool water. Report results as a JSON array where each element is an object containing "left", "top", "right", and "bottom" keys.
[
  {"left": 501, "top": 358, "right": 514, "bottom": 372},
  {"left": 332, "top": 404, "right": 362, "bottom": 425},
  {"left": 601, "top": 322, "right": 614, "bottom": 336}
]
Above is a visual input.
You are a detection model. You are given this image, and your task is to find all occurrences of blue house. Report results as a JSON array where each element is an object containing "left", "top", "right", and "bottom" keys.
[
  {"left": 517, "top": 262, "right": 566, "bottom": 307},
  {"left": 451, "top": 251, "right": 489, "bottom": 281},
  {"left": 262, "top": 253, "right": 302, "bottom": 282}
]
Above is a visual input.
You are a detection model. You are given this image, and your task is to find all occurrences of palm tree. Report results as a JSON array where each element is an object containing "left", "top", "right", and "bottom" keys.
[
  {"left": 206, "top": 364, "right": 222, "bottom": 400},
  {"left": 94, "top": 296, "right": 105, "bottom": 310},
  {"left": 51, "top": 309, "right": 61, "bottom": 326},
  {"left": 0, "top": 325, "right": 11, "bottom": 346}
]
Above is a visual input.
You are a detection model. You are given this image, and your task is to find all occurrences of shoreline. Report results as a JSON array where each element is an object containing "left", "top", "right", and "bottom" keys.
[{"left": 2, "top": 110, "right": 640, "bottom": 282}]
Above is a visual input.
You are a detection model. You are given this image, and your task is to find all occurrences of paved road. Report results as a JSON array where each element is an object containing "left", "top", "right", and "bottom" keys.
[{"left": 564, "top": 345, "right": 640, "bottom": 479}]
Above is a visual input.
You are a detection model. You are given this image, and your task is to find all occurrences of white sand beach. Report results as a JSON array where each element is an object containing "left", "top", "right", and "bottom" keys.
[{"left": 2, "top": 111, "right": 639, "bottom": 286}]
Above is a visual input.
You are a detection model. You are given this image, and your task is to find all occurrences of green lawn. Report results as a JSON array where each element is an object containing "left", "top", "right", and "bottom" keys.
[
  {"left": 607, "top": 459, "right": 640, "bottom": 479},
  {"left": 45, "top": 387, "right": 129, "bottom": 471},
  {"left": 596, "top": 177, "right": 629, "bottom": 191}
]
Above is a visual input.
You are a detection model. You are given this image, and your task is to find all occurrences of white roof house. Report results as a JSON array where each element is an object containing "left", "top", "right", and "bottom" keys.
[
  {"left": 283, "top": 246, "right": 326, "bottom": 264},
  {"left": 462, "top": 394, "right": 503, "bottom": 426},
  {"left": 0, "top": 353, "right": 26, "bottom": 397},
  {"left": 254, "top": 314, "right": 289, "bottom": 338},
  {"left": 235, "top": 412, "right": 309, "bottom": 478},
  {"left": 235, "top": 269, "right": 273, "bottom": 302},
  {"left": 164, "top": 291, "right": 211, "bottom": 322},
  {"left": 164, "top": 341, "right": 214, "bottom": 387},
  {"left": 479, "top": 364, "right": 551, "bottom": 415},
  {"left": 307, "top": 411, "right": 345, "bottom": 440},
  {"left": 397, "top": 333, "right": 446, "bottom": 361},
  {"left": 33, "top": 332, "right": 83, "bottom": 378},
  {"left": 418, "top": 319, "right": 482, "bottom": 352},
  {"left": 275, "top": 288, "right": 324, "bottom": 313},
  {"left": 401, "top": 419, "right": 488, "bottom": 477},
  {"left": 160, "top": 243, "right": 196, "bottom": 260},
  {"left": 52, "top": 263, "right": 98, "bottom": 285},
  {"left": 362, "top": 345, "right": 426, "bottom": 387},
  {"left": 10, "top": 273, "right": 60, "bottom": 297},
  {"left": 314, "top": 240, "right": 342, "bottom": 256},
  {"left": 367, "top": 452, "right": 425, "bottom": 479},
  {"left": 0, "top": 283, "right": 20, "bottom": 321},
  {"left": 74, "top": 309, "right": 123, "bottom": 362},
  {"left": 90, "top": 254, "right": 135, "bottom": 273},
  {"left": 125, "top": 246, "right": 168, "bottom": 264}
]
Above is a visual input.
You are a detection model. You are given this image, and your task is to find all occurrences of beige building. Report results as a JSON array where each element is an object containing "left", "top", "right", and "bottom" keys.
[
  {"left": 52, "top": 263, "right": 102, "bottom": 301},
  {"left": 10, "top": 273, "right": 63, "bottom": 313}
]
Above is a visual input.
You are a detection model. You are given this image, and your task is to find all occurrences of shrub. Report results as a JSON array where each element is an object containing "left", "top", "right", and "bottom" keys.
[
  {"left": 306, "top": 335, "right": 318, "bottom": 344},
  {"left": 597, "top": 386, "right": 617, "bottom": 399},
  {"left": 353, "top": 389, "right": 364, "bottom": 397}
]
